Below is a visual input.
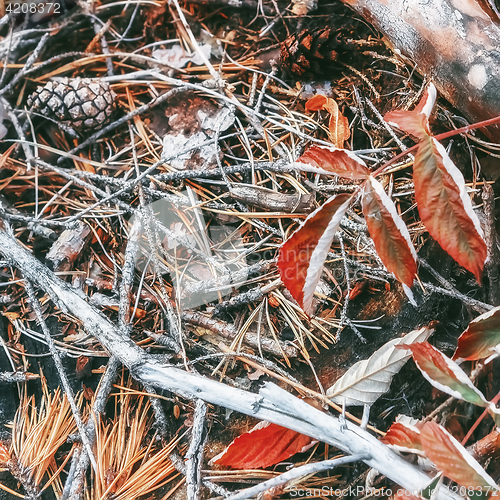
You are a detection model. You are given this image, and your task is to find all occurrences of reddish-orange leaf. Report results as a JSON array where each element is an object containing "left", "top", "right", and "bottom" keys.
[
  {"left": 420, "top": 422, "right": 498, "bottom": 489},
  {"left": 349, "top": 280, "right": 368, "bottom": 300},
  {"left": 454, "top": 306, "right": 500, "bottom": 361},
  {"left": 210, "top": 421, "right": 315, "bottom": 469},
  {"left": 381, "top": 421, "right": 423, "bottom": 453},
  {"left": 76, "top": 355, "right": 92, "bottom": 380},
  {"left": 326, "top": 108, "right": 350, "bottom": 148},
  {"left": 298, "top": 145, "right": 370, "bottom": 180},
  {"left": 278, "top": 193, "right": 352, "bottom": 316},
  {"left": 305, "top": 95, "right": 350, "bottom": 147},
  {"left": 305, "top": 94, "right": 330, "bottom": 112},
  {"left": 414, "top": 136, "right": 487, "bottom": 282},
  {"left": 384, "top": 83, "right": 436, "bottom": 140},
  {"left": 401, "top": 342, "right": 488, "bottom": 408},
  {"left": 362, "top": 176, "right": 417, "bottom": 287}
]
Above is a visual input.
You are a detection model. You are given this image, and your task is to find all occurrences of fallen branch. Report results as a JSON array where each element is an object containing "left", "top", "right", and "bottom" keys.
[
  {"left": 24, "top": 281, "right": 98, "bottom": 473},
  {"left": 61, "top": 357, "right": 121, "bottom": 500},
  {"left": 0, "top": 371, "right": 38, "bottom": 383},
  {"left": 186, "top": 399, "right": 208, "bottom": 500},
  {"left": 482, "top": 182, "right": 500, "bottom": 306},
  {"left": 0, "top": 226, "right": 460, "bottom": 499},
  {"left": 181, "top": 309, "right": 298, "bottom": 359},
  {"left": 226, "top": 454, "right": 368, "bottom": 500}
]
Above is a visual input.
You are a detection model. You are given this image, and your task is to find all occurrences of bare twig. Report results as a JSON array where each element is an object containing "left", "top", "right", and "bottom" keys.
[
  {"left": 0, "top": 371, "right": 38, "bottom": 383},
  {"left": 90, "top": 19, "right": 113, "bottom": 76},
  {"left": 117, "top": 212, "right": 172, "bottom": 436},
  {"left": 143, "top": 383, "right": 170, "bottom": 437},
  {"left": 226, "top": 454, "right": 369, "bottom": 500},
  {"left": 169, "top": 450, "right": 231, "bottom": 497},
  {"left": 146, "top": 330, "right": 181, "bottom": 353},
  {"left": 0, "top": 33, "right": 50, "bottom": 97},
  {"left": 421, "top": 280, "right": 492, "bottom": 313},
  {"left": 23, "top": 280, "right": 98, "bottom": 473},
  {"left": 188, "top": 349, "right": 302, "bottom": 385},
  {"left": 186, "top": 399, "right": 208, "bottom": 500},
  {"left": 229, "top": 183, "right": 315, "bottom": 212},
  {"left": 180, "top": 259, "right": 274, "bottom": 301},
  {"left": 212, "top": 279, "right": 282, "bottom": 316},
  {"left": 2, "top": 99, "right": 34, "bottom": 167},
  {"left": 364, "top": 96, "right": 409, "bottom": 153},
  {"left": 128, "top": 123, "right": 184, "bottom": 366},
  {"left": 482, "top": 182, "right": 500, "bottom": 305},
  {"left": 118, "top": 217, "right": 141, "bottom": 330},
  {"left": 338, "top": 233, "right": 366, "bottom": 343},
  {"left": 181, "top": 310, "right": 298, "bottom": 358},
  {"left": 169, "top": 0, "right": 221, "bottom": 82},
  {"left": 62, "top": 357, "right": 121, "bottom": 500}
]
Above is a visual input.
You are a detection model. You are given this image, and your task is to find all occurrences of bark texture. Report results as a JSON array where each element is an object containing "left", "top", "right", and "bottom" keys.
[{"left": 341, "top": 0, "right": 500, "bottom": 140}]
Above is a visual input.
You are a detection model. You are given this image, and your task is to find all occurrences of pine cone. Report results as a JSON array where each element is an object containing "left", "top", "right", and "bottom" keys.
[
  {"left": 280, "top": 28, "right": 340, "bottom": 77},
  {"left": 27, "top": 78, "right": 116, "bottom": 132}
]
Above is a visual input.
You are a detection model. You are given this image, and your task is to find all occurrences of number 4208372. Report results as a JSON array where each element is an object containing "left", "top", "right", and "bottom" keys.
[{"left": 6, "top": 2, "right": 61, "bottom": 14}]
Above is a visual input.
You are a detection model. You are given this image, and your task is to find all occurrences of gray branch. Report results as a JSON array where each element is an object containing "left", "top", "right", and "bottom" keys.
[
  {"left": 0, "top": 227, "right": 460, "bottom": 500},
  {"left": 186, "top": 399, "right": 208, "bottom": 500},
  {"left": 227, "top": 454, "right": 368, "bottom": 500}
]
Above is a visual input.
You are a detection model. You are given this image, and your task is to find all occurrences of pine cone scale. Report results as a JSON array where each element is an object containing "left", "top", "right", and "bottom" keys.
[{"left": 280, "top": 27, "right": 340, "bottom": 77}]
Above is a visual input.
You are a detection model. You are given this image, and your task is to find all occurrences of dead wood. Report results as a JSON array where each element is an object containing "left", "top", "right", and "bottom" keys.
[
  {"left": 229, "top": 184, "right": 316, "bottom": 213},
  {"left": 0, "top": 226, "right": 461, "bottom": 499},
  {"left": 468, "top": 429, "right": 500, "bottom": 461},
  {"left": 0, "top": 371, "right": 38, "bottom": 383},
  {"left": 181, "top": 310, "right": 299, "bottom": 358},
  {"left": 341, "top": 0, "right": 500, "bottom": 141},
  {"left": 1, "top": 0, "right": 499, "bottom": 496},
  {"left": 482, "top": 182, "right": 500, "bottom": 305}
]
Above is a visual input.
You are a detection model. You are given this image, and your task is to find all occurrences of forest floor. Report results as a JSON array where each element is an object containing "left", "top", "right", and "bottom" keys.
[{"left": 0, "top": 0, "right": 499, "bottom": 498}]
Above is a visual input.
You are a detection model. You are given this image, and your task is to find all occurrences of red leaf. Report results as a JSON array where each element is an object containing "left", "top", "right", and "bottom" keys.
[
  {"left": 278, "top": 193, "right": 352, "bottom": 316},
  {"left": 414, "top": 136, "right": 487, "bottom": 282},
  {"left": 362, "top": 176, "right": 417, "bottom": 287},
  {"left": 420, "top": 422, "right": 498, "bottom": 489},
  {"left": 298, "top": 145, "right": 370, "bottom": 180},
  {"left": 381, "top": 421, "right": 424, "bottom": 453},
  {"left": 210, "top": 421, "right": 315, "bottom": 469},
  {"left": 305, "top": 94, "right": 329, "bottom": 112},
  {"left": 305, "top": 95, "right": 350, "bottom": 147},
  {"left": 400, "top": 342, "right": 488, "bottom": 407},
  {"left": 454, "top": 306, "right": 500, "bottom": 361},
  {"left": 384, "top": 83, "right": 436, "bottom": 140}
]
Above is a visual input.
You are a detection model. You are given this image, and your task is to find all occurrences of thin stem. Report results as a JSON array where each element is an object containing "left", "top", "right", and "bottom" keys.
[
  {"left": 371, "top": 114, "right": 500, "bottom": 179},
  {"left": 433, "top": 115, "right": 500, "bottom": 142},
  {"left": 462, "top": 390, "right": 500, "bottom": 446},
  {"left": 226, "top": 454, "right": 370, "bottom": 500}
]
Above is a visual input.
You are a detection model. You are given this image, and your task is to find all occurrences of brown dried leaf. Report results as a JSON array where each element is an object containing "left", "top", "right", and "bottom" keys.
[{"left": 305, "top": 95, "right": 350, "bottom": 147}]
